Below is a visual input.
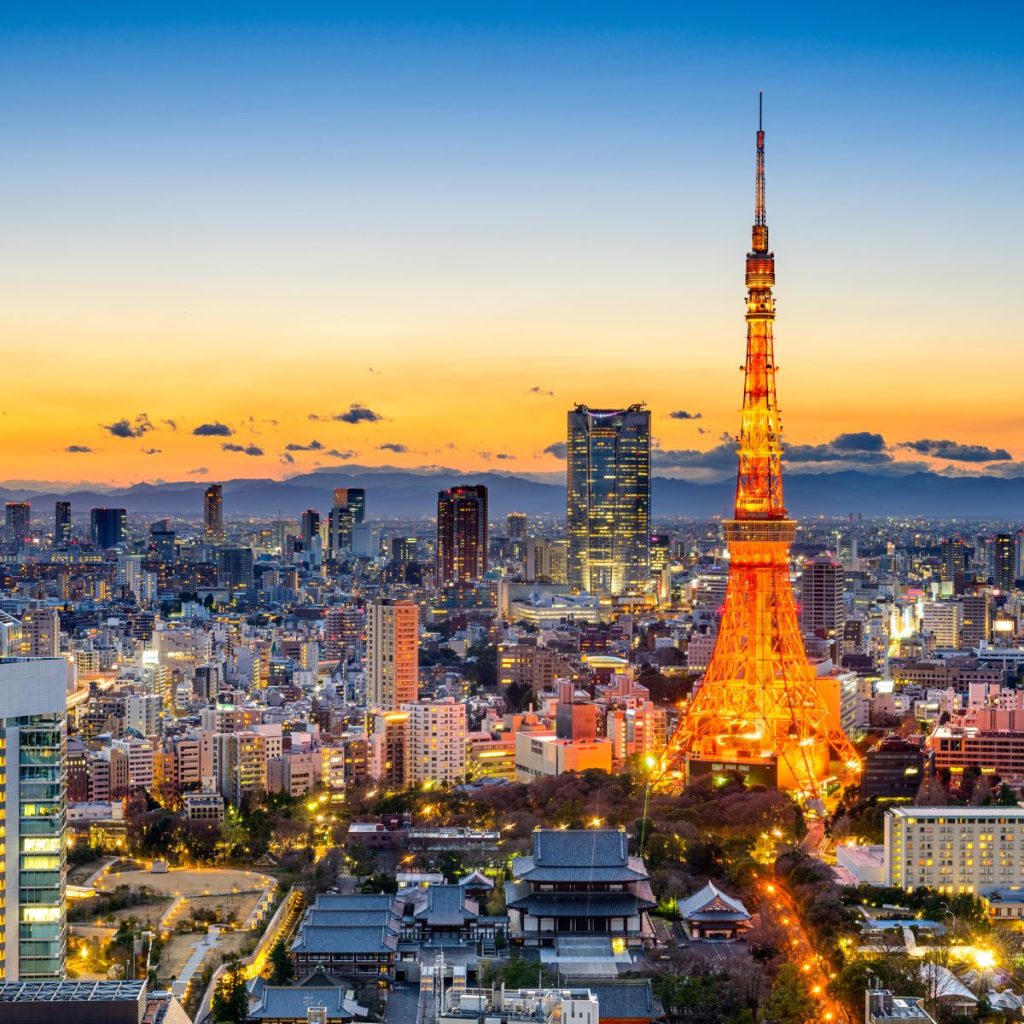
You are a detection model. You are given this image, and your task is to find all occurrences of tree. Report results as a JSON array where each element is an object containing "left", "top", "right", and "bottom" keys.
[
  {"left": 346, "top": 843, "right": 377, "bottom": 878},
  {"left": 995, "top": 782, "right": 1019, "bottom": 806},
  {"left": 268, "top": 938, "right": 294, "bottom": 985},
  {"left": 211, "top": 959, "right": 248, "bottom": 1023},
  {"left": 360, "top": 872, "right": 398, "bottom": 894},
  {"left": 482, "top": 955, "right": 556, "bottom": 989},
  {"left": 759, "top": 963, "right": 816, "bottom": 1024}
]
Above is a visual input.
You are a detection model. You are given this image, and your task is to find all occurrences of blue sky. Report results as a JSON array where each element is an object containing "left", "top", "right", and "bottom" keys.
[{"left": 1, "top": 2, "right": 1021, "bottom": 484}]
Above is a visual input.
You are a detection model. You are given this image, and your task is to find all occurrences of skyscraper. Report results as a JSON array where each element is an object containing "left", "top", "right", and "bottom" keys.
[
  {"left": 89, "top": 507, "right": 127, "bottom": 550},
  {"left": 204, "top": 483, "right": 224, "bottom": 542},
  {"left": 800, "top": 554, "right": 845, "bottom": 643},
  {"left": 436, "top": 485, "right": 488, "bottom": 585},
  {"left": 661, "top": 99, "right": 858, "bottom": 794},
  {"left": 994, "top": 533, "right": 1016, "bottom": 591},
  {"left": 0, "top": 657, "right": 68, "bottom": 981},
  {"left": 506, "top": 512, "right": 527, "bottom": 540},
  {"left": 328, "top": 488, "right": 365, "bottom": 557},
  {"left": 365, "top": 599, "right": 419, "bottom": 711},
  {"left": 5, "top": 502, "right": 31, "bottom": 548},
  {"left": 567, "top": 405, "right": 650, "bottom": 597},
  {"left": 54, "top": 501, "right": 71, "bottom": 547},
  {"left": 300, "top": 509, "right": 321, "bottom": 549},
  {"left": 940, "top": 536, "right": 969, "bottom": 588}
]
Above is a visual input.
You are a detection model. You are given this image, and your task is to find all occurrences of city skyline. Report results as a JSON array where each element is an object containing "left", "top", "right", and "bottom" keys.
[{"left": 2, "top": 4, "right": 1022, "bottom": 486}]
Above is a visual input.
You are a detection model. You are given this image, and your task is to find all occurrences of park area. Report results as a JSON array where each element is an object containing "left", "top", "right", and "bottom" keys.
[{"left": 69, "top": 859, "right": 278, "bottom": 993}]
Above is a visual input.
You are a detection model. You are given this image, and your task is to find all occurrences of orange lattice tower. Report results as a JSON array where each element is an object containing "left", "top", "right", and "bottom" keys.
[{"left": 661, "top": 96, "right": 860, "bottom": 795}]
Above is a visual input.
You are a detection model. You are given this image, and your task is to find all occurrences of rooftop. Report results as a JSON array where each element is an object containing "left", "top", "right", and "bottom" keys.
[
  {"left": 0, "top": 981, "right": 146, "bottom": 1004},
  {"left": 888, "top": 806, "right": 1024, "bottom": 820},
  {"left": 291, "top": 924, "right": 399, "bottom": 956},
  {"left": 512, "top": 830, "right": 649, "bottom": 884}
]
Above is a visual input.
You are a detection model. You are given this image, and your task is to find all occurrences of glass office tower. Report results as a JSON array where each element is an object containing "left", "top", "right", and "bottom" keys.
[
  {"left": 0, "top": 657, "right": 67, "bottom": 981},
  {"left": 567, "top": 404, "right": 651, "bottom": 597}
]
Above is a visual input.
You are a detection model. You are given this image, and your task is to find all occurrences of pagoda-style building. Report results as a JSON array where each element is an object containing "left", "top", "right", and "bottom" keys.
[{"left": 505, "top": 828, "right": 655, "bottom": 951}]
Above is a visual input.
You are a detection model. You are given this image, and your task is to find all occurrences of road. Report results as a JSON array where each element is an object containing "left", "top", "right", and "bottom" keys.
[
  {"left": 761, "top": 878, "right": 845, "bottom": 1023},
  {"left": 385, "top": 983, "right": 421, "bottom": 1024}
]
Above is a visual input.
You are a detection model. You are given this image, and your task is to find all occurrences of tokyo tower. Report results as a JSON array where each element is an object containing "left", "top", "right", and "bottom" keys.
[{"left": 660, "top": 96, "right": 860, "bottom": 795}]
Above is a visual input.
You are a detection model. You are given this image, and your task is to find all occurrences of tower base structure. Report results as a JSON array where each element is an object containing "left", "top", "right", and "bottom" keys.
[{"left": 661, "top": 519, "right": 860, "bottom": 798}]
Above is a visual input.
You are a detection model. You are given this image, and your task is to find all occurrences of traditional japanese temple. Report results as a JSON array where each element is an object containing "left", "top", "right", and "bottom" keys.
[{"left": 505, "top": 828, "right": 655, "bottom": 951}]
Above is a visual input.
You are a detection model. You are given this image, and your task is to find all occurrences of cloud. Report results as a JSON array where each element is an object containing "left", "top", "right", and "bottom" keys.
[
  {"left": 187, "top": 467, "right": 208, "bottom": 475},
  {"left": 669, "top": 410, "right": 703, "bottom": 420},
  {"left": 64, "top": 445, "right": 93, "bottom": 453},
  {"left": 161, "top": 418, "right": 178, "bottom": 431},
  {"left": 377, "top": 442, "right": 408, "bottom": 453},
  {"left": 544, "top": 442, "right": 567, "bottom": 459},
  {"left": 311, "top": 403, "right": 383, "bottom": 424},
  {"left": 697, "top": 427, "right": 710, "bottom": 435},
  {"left": 654, "top": 442, "right": 736, "bottom": 470},
  {"left": 979, "top": 462, "right": 1024, "bottom": 478},
  {"left": 141, "top": 448, "right": 162, "bottom": 455},
  {"left": 280, "top": 453, "right": 295, "bottom": 464},
  {"left": 221, "top": 443, "right": 264, "bottom": 456},
  {"left": 325, "top": 448, "right": 356, "bottom": 459},
  {"left": 285, "top": 440, "right": 324, "bottom": 452},
  {"left": 899, "top": 438, "right": 1012, "bottom": 463},
  {"left": 784, "top": 432, "right": 890, "bottom": 464},
  {"left": 102, "top": 414, "right": 153, "bottom": 439},
  {"left": 529, "top": 386, "right": 554, "bottom": 397},
  {"left": 193, "top": 422, "right": 233, "bottom": 437}
]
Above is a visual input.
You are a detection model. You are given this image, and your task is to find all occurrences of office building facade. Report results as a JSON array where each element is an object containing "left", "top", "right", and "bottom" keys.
[
  {"left": 328, "top": 488, "right": 365, "bottom": 557},
  {"left": 5, "top": 503, "right": 31, "bottom": 549},
  {"left": 53, "top": 503, "right": 71, "bottom": 547},
  {"left": 203, "top": 484, "right": 224, "bottom": 542},
  {"left": 0, "top": 658, "right": 68, "bottom": 981},
  {"left": 994, "top": 533, "right": 1016, "bottom": 591},
  {"left": 436, "top": 485, "right": 488, "bottom": 585},
  {"left": 89, "top": 509, "right": 126, "bottom": 550},
  {"left": 566, "top": 405, "right": 650, "bottom": 597}
]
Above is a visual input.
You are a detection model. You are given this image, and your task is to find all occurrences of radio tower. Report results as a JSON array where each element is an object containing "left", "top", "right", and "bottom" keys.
[{"left": 661, "top": 95, "right": 860, "bottom": 795}]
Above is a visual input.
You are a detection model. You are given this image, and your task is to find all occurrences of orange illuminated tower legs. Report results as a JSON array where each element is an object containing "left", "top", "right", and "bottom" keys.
[{"left": 660, "top": 96, "right": 860, "bottom": 797}]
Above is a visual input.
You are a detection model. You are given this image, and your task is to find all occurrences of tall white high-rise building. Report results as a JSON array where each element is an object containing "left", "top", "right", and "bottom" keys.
[
  {"left": 0, "top": 658, "right": 67, "bottom": 981},
  {"left": 403, "top": 698, "right": 467, "bottom": 786}
]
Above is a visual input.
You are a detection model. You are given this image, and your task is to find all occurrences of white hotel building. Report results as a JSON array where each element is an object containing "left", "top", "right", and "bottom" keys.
[{"left": 885, "top": 805, "right": 1024, "bottom": 895}]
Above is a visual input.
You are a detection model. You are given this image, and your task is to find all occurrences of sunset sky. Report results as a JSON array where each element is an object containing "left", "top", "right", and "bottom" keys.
[{"left": 1, "top": 3, "right": 1022, "bottom": 487}]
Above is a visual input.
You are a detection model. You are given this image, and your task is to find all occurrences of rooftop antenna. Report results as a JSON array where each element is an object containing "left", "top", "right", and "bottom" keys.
[{"left": 754, "top": 91, "right": 766, "bottom": 229}]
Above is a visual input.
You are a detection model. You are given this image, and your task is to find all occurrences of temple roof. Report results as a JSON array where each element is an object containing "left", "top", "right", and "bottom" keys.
[
  {"left": 410, "top": 885, "right": 479, "bottom": 926},
  {"left": 677, "top": 882, "right": 750, "bottom": 921},
  {"left": 512, "top": 829, "right": 648, "bottom": 883}
]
